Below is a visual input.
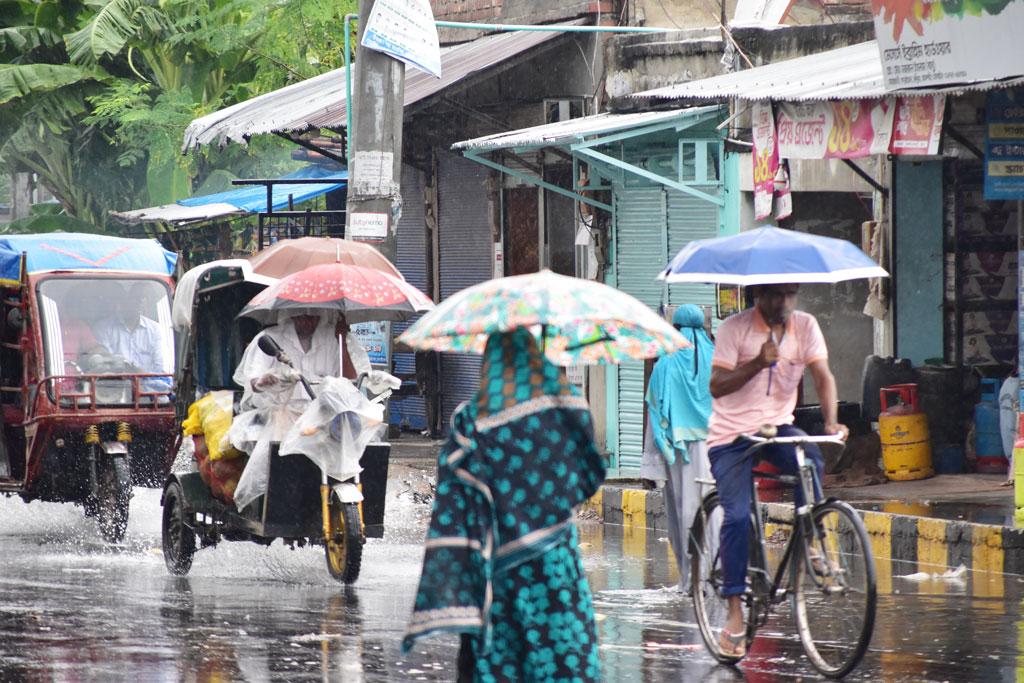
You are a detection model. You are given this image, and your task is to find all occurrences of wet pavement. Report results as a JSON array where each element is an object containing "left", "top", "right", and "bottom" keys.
[{"left": 2, "top": 480, "right": 1024, "bottom": 681}]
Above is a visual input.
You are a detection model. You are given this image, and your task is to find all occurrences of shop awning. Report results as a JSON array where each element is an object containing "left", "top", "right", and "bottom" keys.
[
  {"left": 453, "top": 105, "right": 726, "bottom": 209},
  {"left": 183, "top": 22, "right": 583, "bottom": 150},
  {"left": 112, "top": 164, "right": 346, "bottom": 226},
  {"left": 111, "top": 202, "right": 245, "bottom": 226},
  {"left": 453, "top": 107, "right": 720, "bottom": 151},
  {"left": 631, "top": 40, "right": 1024, "bottom": 102}
]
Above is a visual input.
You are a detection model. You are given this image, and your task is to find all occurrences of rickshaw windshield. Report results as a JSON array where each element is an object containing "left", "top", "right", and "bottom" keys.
[{"left": 38, "top": 278, "right": 175, "bottom": 404}]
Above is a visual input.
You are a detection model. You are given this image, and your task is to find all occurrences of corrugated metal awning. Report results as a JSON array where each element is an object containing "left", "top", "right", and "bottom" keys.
[
  {"left": 111, "top": 202, "right": 244, "bottom": 226},
  {"left": 184, "top": 23, "right": 583, "bottom": 150},
  {"left": 452, "top": 106, "right": 721, "bottom": 151},
  {"left": 631, "top": 40, "right": 1024, "bottom": 102}
]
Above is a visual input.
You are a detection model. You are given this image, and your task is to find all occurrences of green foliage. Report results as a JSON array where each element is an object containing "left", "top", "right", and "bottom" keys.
[
  {"left": 0, "top": 0, "right": 358, "bottom": 232},
  {"left": 2, "top": 213, "right": 105, "bottom": 234},
  {"left": 65, "top": 0, "right": 147, "bottom": 65},
  {"left": 0, "top": 63, "right": 99, "bottom": 105}
]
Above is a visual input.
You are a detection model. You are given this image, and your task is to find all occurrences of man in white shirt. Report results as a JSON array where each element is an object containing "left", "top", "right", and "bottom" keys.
[
  {"left": 234, "top": 311, "right": 370, "bottom": 407},
  {"left": 94, "top": 291, "right": 167, "bottom": 374}
]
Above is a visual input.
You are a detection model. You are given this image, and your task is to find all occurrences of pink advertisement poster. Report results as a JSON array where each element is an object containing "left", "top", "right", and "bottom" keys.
[{"left": 752, "top": 101, "right": 779, "bottom": 220}]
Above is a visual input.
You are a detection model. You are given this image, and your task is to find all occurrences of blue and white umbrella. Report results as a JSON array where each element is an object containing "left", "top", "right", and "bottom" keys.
[{"left": 658, "top": 226, "right": 888, "bottom": 286}]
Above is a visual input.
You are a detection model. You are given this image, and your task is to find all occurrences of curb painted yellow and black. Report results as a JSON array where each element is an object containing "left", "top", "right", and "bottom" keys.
[{"left": 585, "top": 484, "right": 1024, "bottom": 577}]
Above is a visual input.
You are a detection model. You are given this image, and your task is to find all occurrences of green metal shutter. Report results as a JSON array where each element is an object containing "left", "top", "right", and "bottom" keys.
[
  {"left": 666, "top": 186, "right": 720, "bottom": 312},
  {"left": 613, "top": 184, "right": 666, "bottom": 473}
]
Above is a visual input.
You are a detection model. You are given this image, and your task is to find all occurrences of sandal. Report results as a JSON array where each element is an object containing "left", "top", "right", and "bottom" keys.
[{"left": 718, "top": 627, "right": 746, "bottom": 658}]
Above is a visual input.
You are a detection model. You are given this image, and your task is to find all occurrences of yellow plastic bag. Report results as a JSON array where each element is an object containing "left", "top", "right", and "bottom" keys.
[{"left": 182, "top": 391, "right": 243, "bottom": 461}]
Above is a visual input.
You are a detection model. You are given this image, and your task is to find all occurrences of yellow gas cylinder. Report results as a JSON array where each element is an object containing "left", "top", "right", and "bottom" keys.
[{"left": 878, "top": 384, "right": 933, "bottom": 481}]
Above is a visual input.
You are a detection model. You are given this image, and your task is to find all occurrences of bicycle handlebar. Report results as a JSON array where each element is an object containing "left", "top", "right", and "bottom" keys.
[{"left": 741, "top": 434, "right": 846, "bottom": 446}]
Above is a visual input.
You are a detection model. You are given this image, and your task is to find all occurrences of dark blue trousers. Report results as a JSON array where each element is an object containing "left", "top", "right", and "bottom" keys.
[{"left": 708, "top": 425, "right": 825, "bottom": 596}]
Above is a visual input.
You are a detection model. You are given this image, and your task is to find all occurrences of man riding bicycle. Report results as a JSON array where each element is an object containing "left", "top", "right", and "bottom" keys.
[{"left": 707, "top": 283, "right": 848, "bottom": 657}]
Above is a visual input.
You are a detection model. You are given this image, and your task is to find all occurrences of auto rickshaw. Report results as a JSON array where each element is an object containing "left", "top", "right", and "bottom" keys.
[
  {"left": 0, "top": 233, "right": 178, "bottom": 542},
  {"left": 160, "top": 257, "right": 419, "bottom": 583}
]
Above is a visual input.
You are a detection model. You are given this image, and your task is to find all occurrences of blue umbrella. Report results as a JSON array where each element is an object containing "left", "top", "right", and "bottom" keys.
[{"left": 658, "top": 226, "right": 888, "bottom": 285}]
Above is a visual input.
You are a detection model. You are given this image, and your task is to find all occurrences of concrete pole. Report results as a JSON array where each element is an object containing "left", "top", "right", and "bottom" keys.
[{"left": 345, "top": 0, "right": 405, "bottom": 264}]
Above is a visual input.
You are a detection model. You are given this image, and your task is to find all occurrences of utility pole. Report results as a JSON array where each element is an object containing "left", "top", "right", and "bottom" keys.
[{"left": 346, "top": 0, "right": 406, "bottom": 264}]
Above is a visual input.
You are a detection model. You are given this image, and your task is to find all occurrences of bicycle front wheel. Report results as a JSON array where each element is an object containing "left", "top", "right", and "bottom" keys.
[
  {"left": 793, "top": 500, "right": 876, "bottom": 678},
  {"left": 691, "top": 491, "right": 752, "bottom": 664}
]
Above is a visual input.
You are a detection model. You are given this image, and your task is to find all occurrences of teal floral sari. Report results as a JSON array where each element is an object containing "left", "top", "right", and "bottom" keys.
[{"left": 403, "top": 329, "right": 606, "bottom": 682}]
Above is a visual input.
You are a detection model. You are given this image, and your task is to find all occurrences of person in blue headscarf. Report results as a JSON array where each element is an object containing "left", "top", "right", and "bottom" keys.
[
  {"left": 643, "top": 304, "right": 714, "bottom": 590},
  {"left": 403, "top": 328, "right": 605, "bottom": 682}
]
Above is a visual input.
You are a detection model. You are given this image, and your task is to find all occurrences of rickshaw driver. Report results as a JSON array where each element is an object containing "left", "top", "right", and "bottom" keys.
[
  {"left": 707, "top": 283, "right": 848, "bottom": 657},
  {"left": 94, "top": 285, "right": 166, "bottom": 374},
  {"left": 229, "top": 310, "right": 374, "bottom": 512},
  {"left": 238, "top": 311, "right": 371, "bottom": 403}
]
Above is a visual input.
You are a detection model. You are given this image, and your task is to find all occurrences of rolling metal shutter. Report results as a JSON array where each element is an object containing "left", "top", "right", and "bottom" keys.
[
  {"left": 612, "top": 184, "right": 721, "bottom": 473},
  {"left": 437, "top": 152, "right": 491, "bottom": 426},
  {"left": 613, "top": 185, "right": 666, "bottom": 472},
  {"left": 667, "top": 187, "right": 719, "bottom": 312},
  {"left": 390, "top": 165, "right": 429, "bottom": 430}
]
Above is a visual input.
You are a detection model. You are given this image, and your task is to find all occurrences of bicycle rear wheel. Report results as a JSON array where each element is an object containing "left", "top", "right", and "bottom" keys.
[
  {"left": 691, "top": 491, "right": 753, "bottom": 664},
  {"left": 793, "top": 500, "right": 876, "bottom": 678}
]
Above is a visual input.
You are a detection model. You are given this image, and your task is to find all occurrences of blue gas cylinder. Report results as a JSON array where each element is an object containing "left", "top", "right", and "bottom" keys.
[{"left": 975, "top": 378, "right": 1006, "bottom": 473}]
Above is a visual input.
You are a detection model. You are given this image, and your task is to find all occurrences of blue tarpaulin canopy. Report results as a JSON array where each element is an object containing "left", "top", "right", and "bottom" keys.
[
  {"left": 177, "top": 164, "right": 347, "bottom": 213},
  {"left": 0, "top": 233, "right": 177, "bottom": 286}
]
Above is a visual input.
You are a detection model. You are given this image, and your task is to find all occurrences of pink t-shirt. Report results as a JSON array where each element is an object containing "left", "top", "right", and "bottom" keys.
[{"left": 707, "top": 307, "right": 828, "bottom": 448}]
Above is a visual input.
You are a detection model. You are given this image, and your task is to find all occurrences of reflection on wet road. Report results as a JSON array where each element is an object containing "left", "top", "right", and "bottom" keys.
[{"left": 1, "top": 487, "right": 1023, "bottom": 681}]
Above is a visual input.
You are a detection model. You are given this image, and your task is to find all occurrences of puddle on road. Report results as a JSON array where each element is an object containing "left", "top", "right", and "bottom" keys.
[{"left": 5, "top": 485, "right": 1024, "bottom": 681}]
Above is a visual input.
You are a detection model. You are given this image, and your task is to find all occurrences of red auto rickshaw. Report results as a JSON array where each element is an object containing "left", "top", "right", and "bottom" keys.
[{"left": 0, "top": 233, "right": 178, "bottom": 542}]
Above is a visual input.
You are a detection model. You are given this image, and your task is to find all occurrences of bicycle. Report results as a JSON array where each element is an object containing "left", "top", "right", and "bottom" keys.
[{"left": 690, "top": 429, "right": 876, "bottom": 678}]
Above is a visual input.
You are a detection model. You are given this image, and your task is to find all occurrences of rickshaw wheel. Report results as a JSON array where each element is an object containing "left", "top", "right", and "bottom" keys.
[
  {"left": 325, "top": 501, "right": 363, "bottom": 584},
  {"left": 162, "top": 481, "right": 196, "bottom": 575},
  {"left": 96, "top": 457, "right": 132, "bottom": 543}
]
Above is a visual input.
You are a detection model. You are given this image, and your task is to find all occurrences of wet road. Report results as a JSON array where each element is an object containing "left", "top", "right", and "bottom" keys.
[{"left": 1, "top": 482, "right": 1022, "bottom": 681}]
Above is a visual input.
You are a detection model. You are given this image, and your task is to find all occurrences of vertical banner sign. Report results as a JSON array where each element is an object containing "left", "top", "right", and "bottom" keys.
[
  {"left": 362, "top": 0, "right": 442, "bottom": 78},
  {"left": 752, "top": 101, "right": 778, "bottom": 220},
  {"left": 984, "top": 89, "right": 1024, "bottom": 201},
  {"left": 873, "top": 0, "right": 1024, "bottom": 89}
]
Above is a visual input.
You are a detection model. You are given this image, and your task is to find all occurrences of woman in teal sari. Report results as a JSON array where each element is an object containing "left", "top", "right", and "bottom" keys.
[
  {"left": 644, "top": 304, "right": 714, "bottom": 591},
  {"left": 403, "top": 328, "right": 606, "bottom": 682}
]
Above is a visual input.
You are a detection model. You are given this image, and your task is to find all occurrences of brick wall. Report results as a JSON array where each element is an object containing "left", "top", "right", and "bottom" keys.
[{"left": 431, "top": 0, "right": 505, "bottom": 22}]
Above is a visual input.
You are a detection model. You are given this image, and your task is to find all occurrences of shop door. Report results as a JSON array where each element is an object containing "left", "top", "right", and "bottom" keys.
[
  {"left": 894, "top": 160, "right": 944, "bottom": 364},
  {"left": 504, "top": 187, "right": 539, "bottom": 275},
  {"left": 438, "top": 152, "right": 492, "bottom": 426}
]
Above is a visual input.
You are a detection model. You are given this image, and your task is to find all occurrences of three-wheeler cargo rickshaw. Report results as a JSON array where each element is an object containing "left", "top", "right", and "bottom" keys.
[
  {"left": 160, "top": 254, "right": 423, "bottom": 584},
  {"left": 0, "top": 233, "right": 178, "bottom": 542}
]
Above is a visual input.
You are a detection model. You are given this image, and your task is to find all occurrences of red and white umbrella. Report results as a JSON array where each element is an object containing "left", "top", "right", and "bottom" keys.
[{"left": 238, "top": 262, "right": 433, "bottom": 324}]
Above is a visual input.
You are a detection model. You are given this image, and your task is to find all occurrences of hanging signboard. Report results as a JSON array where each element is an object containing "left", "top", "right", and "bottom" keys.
[
  {"left": 873, "top": 0, "right": 1024, "bottom": 89},
  {"left": 775, "top": 96, "right": 943, "bottom": 160},
  {"left": 890, "top": 95, "right": 945, "bottom": 155},
  {"left": 362, "top": 0, "right": 442, "bottom": 78},
  {"left": 776, "top": 100, "right": 894, "bottom": 159},
  {"left": 751, "top": 101, "right": 779, "bottom": 220},
  {"left": 984, "top": 88, "right": 1024, "bottom": 200}
]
